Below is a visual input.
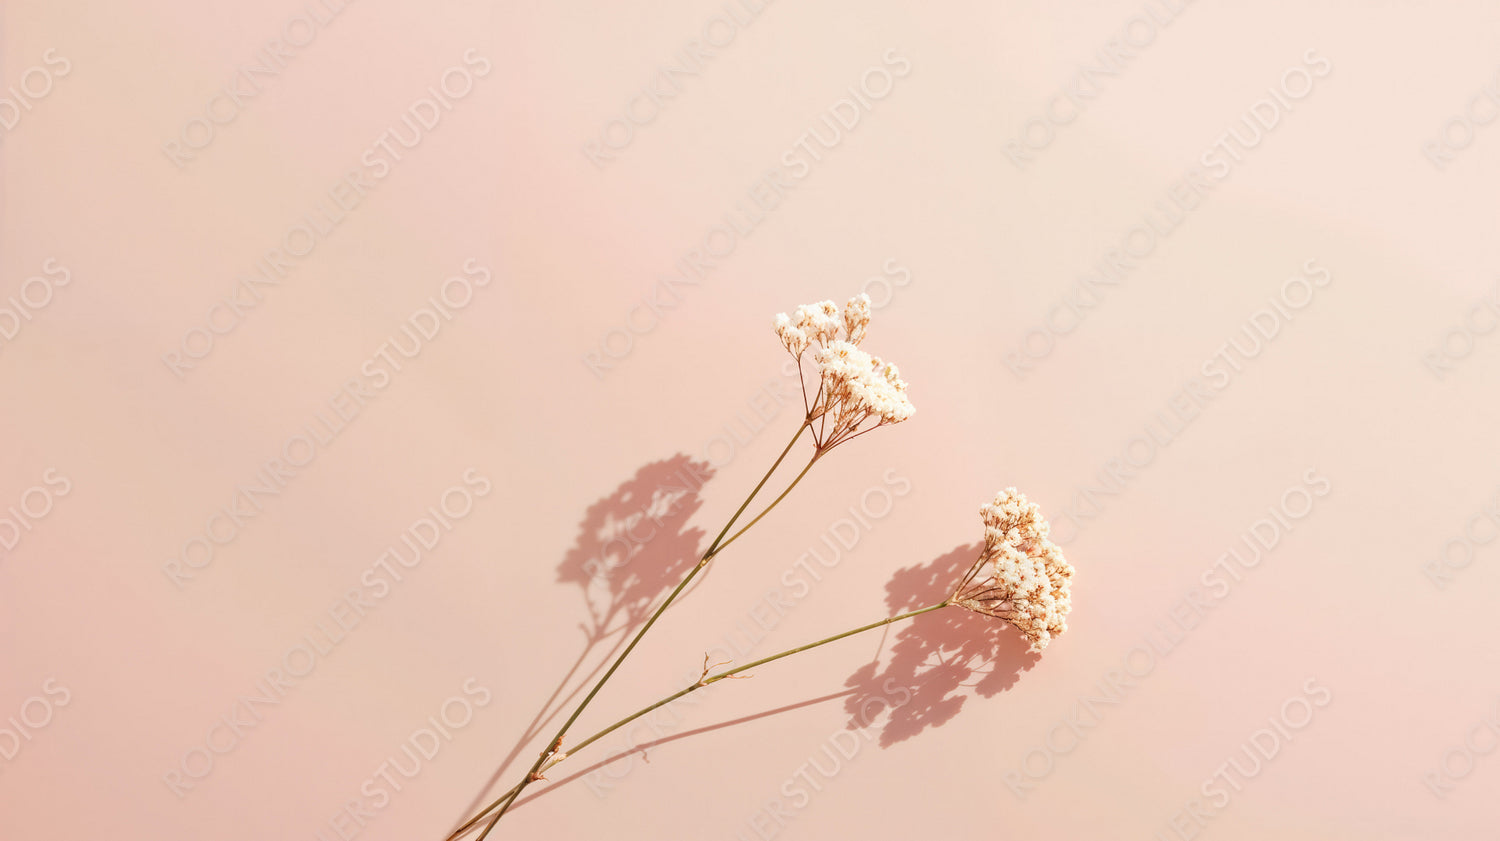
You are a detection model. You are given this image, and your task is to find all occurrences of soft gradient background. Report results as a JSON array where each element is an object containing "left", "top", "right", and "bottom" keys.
[{"left": 2, "top": 1, "right": 1498, "bottom": 839}]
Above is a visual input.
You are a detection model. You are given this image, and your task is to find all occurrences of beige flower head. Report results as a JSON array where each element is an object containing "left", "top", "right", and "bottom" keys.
[
  {"left": 952, "top": 489, "right": 1074, "bottom": 653},
  {"left": 842, "top": 293, "right": 871, "bottom": 345},
  {"left": 773, "top": 293, "right": 911, "bottom": 450},
  {"left": 812, "top": 341, "right": 915, "bottom": 434},
  {"left": 774, "top": 312, "right": 809, "bottom": 356},
  {"left": 772, "top": 293, "right": 873, "bottom": 356},
  {"left": 794, "top": 300, "right": 842, "bottom": 345}
]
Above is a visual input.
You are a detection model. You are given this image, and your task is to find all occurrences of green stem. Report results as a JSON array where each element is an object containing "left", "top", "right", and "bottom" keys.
[
  {"left": 449, "top": 784, "right": 523, "bottom": 838},
  {"left": 464, "top": 600, "right": 951, "bottom": 828},
  {"left": 463, "top": 422, "right": 813, "bottom": 839},
  {"left": 567, "top": 600, "right": 951, "bottom": 759},
  {"left": 710, "top": 450, "right": 822, "bottom": 557},
  {"left": 703, "top": 421, "right": 810, "bottom": 559}
]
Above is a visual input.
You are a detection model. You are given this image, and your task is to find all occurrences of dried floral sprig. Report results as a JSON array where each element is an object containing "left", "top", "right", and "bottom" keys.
[
  {"left": 451, "top": 490, "right": 1074, "bottom": 838},
  {"left": 952, "top": 488, "right": 1074, "bottom": 653},
  {"left": 775, "top": 294, "right": 914, "bottom": 451},
  {"left": 456, "top": 294, "right": 920, "bottom": 839}
]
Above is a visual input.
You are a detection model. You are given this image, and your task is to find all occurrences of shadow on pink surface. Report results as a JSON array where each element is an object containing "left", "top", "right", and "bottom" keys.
[
  {"left": 842, "top": 542, "right": 1040, "bottom": 748},
  {"left": 511, "top": 689, "right": 858, "bottom": 810},
  {"left": 484, "top": 542, "right": 1039, "bottom": 820},
  {"left": 451, "top": 454, "right": 716, "bottom": 828}
]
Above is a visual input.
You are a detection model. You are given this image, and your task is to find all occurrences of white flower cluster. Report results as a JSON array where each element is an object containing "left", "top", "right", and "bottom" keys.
[
  {"left": 772, "top": 294, "right": 913, "bottom": 447},
  {"left": 842, "top": 294, "right": 870, "bottom": 345},
  {"left": 773, "top": 313, "right": 812, "bottom": 356},
  {"left": 774, "top": 298, "right": 858, "bottom": 356},
  {"left": 814, "top": 341, "right": 915, "bottom": 428},
  {"left": 952, "top": 488, "right": 1074, "bottom": 653}
]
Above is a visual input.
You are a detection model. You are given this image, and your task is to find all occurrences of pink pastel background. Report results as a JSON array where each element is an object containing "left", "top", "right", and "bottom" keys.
[{"left": 2, "top": 1, "right": 1498, "bottom": 839}]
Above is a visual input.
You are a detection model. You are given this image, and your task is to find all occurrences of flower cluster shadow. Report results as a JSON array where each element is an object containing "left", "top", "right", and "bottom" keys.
[
  {"left": 451, "top": 454, "right": 714, "bottom": 826},
  {"left": 842, "top": 542, "right": 1040, "bottom": 747}
]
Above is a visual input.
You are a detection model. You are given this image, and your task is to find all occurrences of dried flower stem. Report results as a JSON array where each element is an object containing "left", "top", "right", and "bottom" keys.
[
  {"left": 448, "top": 784, "right": 522, "bottom": 839},
  {"left": 459, "top": 294, "right": 926, "bottom": 837},
  {"left": 565, "top": 600, "right": 951, "bottom": 757},
  {"left": 462, "top": 421, "right": 821, "bottom": 839},
  {"left": 710, "top": 451, "right": 823, "bottom": 556},
  {"left": 453, "top": 600, "right": 952, "bottom": 835}
]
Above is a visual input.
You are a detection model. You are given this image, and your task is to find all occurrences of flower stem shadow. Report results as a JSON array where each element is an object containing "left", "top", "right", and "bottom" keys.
[
  {"left": 448, "top": 454, "right": 716, "bottom": 831},
  {"left": 841, "top": 543, "right": 1040, "bottom": 747},
  {"left": 476, "top": 543, "right": 1041, "bottom": 818},
  {"left": 502, "top": 689, "right": 856, "bottom": 814}
]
